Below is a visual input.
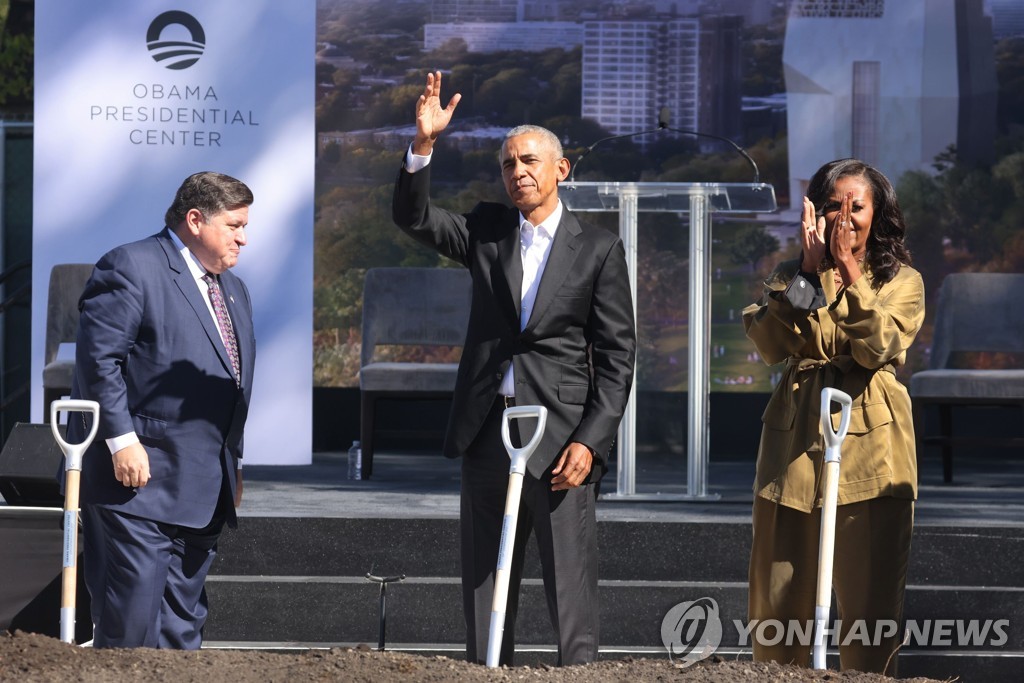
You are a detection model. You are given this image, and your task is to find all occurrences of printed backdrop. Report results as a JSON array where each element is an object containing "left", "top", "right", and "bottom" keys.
[{"left": 33, "top": 0, "right": 315, "bottom": 464}]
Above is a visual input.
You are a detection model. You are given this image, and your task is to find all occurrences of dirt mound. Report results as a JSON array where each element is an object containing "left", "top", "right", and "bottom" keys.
[{"left": 0, "top": 631, "right": 941, "bottom": 682}]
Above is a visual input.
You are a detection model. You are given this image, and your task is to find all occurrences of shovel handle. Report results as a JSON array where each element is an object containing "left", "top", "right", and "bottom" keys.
[
  {"left": 500, "top": 405, "right": 548, "bottom": 474},
  {"left": 52, "top": 399, "right": 99, "bottom": 645},
  {"left": 51, "top": 400, "right": 100, "bottom": 472},
  {"left": 487, "top": 404, "right": 548, "bottom": 667},
  {"left": 812, "top": 387, "right": 852, "bottom": 669},
  {"left": 819, "top": 388, "right": 852, "bottom": 454}
]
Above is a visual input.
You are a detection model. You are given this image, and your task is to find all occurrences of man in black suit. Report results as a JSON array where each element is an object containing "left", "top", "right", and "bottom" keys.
[
  {"left": 393, "top": 71, "right": 636, "bottom": 666},
  {"left": 70, "top": 172, "right": 255, "bottom": 648}
]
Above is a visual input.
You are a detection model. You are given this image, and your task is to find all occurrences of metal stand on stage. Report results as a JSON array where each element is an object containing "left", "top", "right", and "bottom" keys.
[{"left": 562, "top": 182, "right": 777, "bottom": 501}]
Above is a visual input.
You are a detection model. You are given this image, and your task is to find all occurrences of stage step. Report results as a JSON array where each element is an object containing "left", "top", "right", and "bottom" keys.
[{"left": 206, "top": 518, "right": 1024, "bottom": 680}]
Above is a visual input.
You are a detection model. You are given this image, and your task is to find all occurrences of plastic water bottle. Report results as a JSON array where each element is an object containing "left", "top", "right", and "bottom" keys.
[{"left": 347, "top": 440, "right": 362, "bottom": 480}]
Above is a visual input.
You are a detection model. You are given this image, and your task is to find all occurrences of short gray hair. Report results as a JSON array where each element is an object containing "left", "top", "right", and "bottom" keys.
[{"left": 502, "top": 125, "right": 564, "bottom": 160}]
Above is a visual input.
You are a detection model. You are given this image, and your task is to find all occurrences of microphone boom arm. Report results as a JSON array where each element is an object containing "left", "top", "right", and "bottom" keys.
[
  {"left": 568, "top": 124, "right": 760, "bottom": 184},
  {"left": 663, "top": 127, "right": 760, "bottom": 184},
  {"left": 569, "top": 127, "right": 667, "bottom": 184}
]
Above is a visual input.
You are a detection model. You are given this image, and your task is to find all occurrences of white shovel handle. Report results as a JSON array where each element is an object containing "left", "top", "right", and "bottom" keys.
[
  {"left": 50, "top": 399, "right": 100, "bottom": 644},
  {"left": 819, "top": 388, "right": 852, "bottom": 454},
  {"left": 51, "top": 399, "right": 100, "bottom": 472},
  {"left": 812, "top": 387, "right": 852, "bottom": 669},
  {"left": 487, "top": 404, "right": 548, "bottom": 667},
  {"left": 500, "top": 405, "right": 548, "bottom": 474}
]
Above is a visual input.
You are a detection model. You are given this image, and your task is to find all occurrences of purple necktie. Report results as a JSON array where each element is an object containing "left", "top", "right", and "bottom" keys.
[{"left": 202, "top": 273, "right": 240, "bottom": 385}]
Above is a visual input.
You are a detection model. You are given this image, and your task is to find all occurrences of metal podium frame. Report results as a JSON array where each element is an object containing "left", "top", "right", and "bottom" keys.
[{"left": 561, "top": 181, "right": 778, "bottom": 500}]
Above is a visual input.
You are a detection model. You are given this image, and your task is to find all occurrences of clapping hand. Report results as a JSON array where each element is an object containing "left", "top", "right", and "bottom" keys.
[
  {"left": 799, "top": 195, "right": 826, "bottom": 273},
  {"left": 830, "top": 191, "right": 856, "bottom": 268}
]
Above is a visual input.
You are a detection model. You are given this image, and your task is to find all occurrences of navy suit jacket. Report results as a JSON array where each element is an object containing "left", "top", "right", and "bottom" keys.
[
  {"left": 393, "top": 166, "right": 636, "bottom": 478},
  {"left": 69, "top": 228, "right": 255, "bottom": 528}
]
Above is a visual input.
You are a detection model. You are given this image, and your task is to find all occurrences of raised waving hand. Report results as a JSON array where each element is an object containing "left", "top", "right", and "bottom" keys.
[{"left": 413, "top": 71, "right": 462, "bottom": 156}]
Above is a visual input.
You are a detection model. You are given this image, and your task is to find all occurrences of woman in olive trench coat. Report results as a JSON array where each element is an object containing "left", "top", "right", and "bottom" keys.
[{"left": 743, "top": 159, "right": 925, "bottom": 675}]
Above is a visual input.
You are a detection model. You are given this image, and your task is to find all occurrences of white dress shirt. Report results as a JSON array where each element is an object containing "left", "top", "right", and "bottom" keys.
[{"left": 498, "top": 204, "right": 561, "bottom": 396}]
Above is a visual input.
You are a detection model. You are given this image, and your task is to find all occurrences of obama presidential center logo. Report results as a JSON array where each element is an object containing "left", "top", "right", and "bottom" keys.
[
  {"left": 88, "top": 9, "right": 258, "bottom": 148},
  {"left": 146, "top": 10, "right": 206, "bottom": 70}
]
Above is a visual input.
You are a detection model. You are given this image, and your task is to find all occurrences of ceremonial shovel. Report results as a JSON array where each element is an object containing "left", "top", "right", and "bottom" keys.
[
  {"left": 485, "top": 404, "right": 548, "bottom": 668},
  {"left": 51, "top": 399, "right": 100, "bottom": 644},
  {"left": 812, "top": 388, "right": 852, "bottom": 670}
]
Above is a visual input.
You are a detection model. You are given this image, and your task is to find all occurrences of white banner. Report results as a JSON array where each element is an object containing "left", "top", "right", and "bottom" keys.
[{"left": 33, "top": 1, "right": 315, "bottom": 465}]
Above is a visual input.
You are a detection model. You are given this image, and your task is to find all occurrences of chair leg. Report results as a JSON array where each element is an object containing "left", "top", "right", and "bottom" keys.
[
  {"left": 361, "top": 392, "right": 376, "bottom": 480},
  {"left": 938, "top": 404, "right": 953, "bottom": 484},
  {"left": 43, "top": 388, "right": 60, "bottom": 424}
]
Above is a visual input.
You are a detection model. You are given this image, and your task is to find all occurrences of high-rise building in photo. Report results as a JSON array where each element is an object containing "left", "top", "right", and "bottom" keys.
[
  {"left": 697, "top": 15, "right": 744, "bottom": 144},
  {"left": 581, "top": 17, "right": 743, "bottom": 150},
  {"left": 784, "top": 0, "right": 997, "bottom": 202},
  {"left": 583, "top": 21, "right": 697, "bottom": 141}
]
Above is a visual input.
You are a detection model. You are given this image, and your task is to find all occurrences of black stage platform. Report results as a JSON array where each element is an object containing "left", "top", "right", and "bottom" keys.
[{"left": 3, "top": 448, "right": 1022, "bottom": 679}]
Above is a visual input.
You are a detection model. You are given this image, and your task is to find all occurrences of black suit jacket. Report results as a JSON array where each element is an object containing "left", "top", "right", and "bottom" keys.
[{"left": 393, "top": 166, "right": 636, "bottom": 477}]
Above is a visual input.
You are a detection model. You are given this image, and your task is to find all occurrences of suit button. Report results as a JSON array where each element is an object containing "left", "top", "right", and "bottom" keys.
[{"left": 495, "top": 373, "right": 502, "bottom": 380}]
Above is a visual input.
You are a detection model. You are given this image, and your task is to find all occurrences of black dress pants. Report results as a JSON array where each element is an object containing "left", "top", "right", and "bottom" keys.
[{"left": 460, "top": 396, "right": 600, "bottom": 666}]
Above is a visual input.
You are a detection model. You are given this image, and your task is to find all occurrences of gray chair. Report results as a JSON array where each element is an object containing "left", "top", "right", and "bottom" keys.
[
  {"left": 910, "top": 273, "right": 1024, "bottom": 482},
  {"left": 42, "top": 264, "right": 94, "bottom": 423},
  {"left": 359, "top": 267, "right": 471, "bottom": 478}
]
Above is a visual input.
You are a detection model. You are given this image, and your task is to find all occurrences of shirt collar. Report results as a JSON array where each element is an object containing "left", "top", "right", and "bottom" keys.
[
  {"left": 167, "top": 227, "right": 208, "bottom": 281},
  {"left": 519, "top": 200, "right": 563, "bottom": 240}
]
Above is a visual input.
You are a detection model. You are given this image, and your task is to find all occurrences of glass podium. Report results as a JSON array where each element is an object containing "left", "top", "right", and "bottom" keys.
[{"left": 561, "top": 182, "right": 778, "bottom": 500}]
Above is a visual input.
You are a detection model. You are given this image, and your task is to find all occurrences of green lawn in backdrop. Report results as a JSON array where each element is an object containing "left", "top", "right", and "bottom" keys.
[{"left": 639, "top": 220, "right": 787, "bottom": 392}]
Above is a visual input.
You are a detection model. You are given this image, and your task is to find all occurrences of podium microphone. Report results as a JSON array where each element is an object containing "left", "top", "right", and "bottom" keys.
[{"left": 568, "top": 107, "right": 760, "bottom": 184}]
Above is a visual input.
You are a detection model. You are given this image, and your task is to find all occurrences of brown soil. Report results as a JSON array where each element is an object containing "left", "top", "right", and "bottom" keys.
[{"left": 0, "top": 631, "right": 945, "bottom": 683}]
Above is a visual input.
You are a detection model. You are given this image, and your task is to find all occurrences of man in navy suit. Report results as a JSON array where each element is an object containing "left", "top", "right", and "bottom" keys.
[
  {"left": 69, "top": 171, "right": 256, "bottom": 649},
  {"left": 393, "top": 72, "right": 636, "bottom": 665}
]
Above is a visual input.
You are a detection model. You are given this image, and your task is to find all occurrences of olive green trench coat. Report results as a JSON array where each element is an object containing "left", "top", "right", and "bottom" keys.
[{"left": 742, "top": 259, "right": 925, "bottom": 512}]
